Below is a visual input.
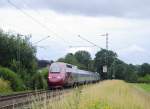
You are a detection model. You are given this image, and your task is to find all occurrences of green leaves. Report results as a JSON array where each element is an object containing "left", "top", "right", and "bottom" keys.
[
  {"left": 57, "top": 51, "right": 94, "bottom": 71},
  {"left": 0, "top": 30, "right": 37, "bottom": 89},
  {"left": 94, "top": 49, "right": 117, "bottom": 79},
  {"left": 30, "top": 68, "right": 48, "bottom": 89},
  {"left": 0, "top": 78, "right": 12, "bottom": 94},
  {"left": 0, "top": 66, "right": 24, "bottom": 91}
]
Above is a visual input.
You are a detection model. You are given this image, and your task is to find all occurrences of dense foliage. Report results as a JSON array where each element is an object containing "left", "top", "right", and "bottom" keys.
[
  {"left": 0, "top": 30, "right": 37, "bottom": 90},
  {"left": 0, "top": 78, "right": 12, "bottom": 94},
  {"left": 94, "top": 49, "right": 117, "bottom": 79},
  {"left": 0, "top": 30, "right": 37, "bottom": 76},
  {"left": 0, "top": 66, "right": 23, "bottom": 91},
  {"left": 58, "top": 49, "right": 150, "bottom": 83},
  {"left": 74, "top": 51, "right": 92, "bottom": 69},
  {"left": 58, "top": 51, "right": 94, "bottom": 71},
  {"left": 137, "top": 74, "right": 150, "bottom": 83},
  {"left": 30, "top": 68, "right": 48, "bottom": 89}
]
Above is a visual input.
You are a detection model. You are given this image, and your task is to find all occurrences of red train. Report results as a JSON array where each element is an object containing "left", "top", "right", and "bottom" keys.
[{"left": 48, "top": 62, "right": 100, "bottom": 88}]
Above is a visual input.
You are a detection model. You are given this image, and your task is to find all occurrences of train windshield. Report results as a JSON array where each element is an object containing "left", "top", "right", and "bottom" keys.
[{"left": 49, "top": 63, "right": 61, "bottom": 73}]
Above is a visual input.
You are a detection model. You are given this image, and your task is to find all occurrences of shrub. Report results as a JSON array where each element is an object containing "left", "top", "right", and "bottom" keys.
[
  {"left": 30, "top": 68, "right": 48, "bottom": 89},
  {"left": 137, "top": 74, "right": 150, "bottom": 83},
  {"left": 38, "top": 67, "right": 48, "bottom": 79},
  {"left": 125, "top": 71, "right": 138, "bottom": 83},
  {"left": 0, "top": 66, "right": 24, "bottom": 91},
  {"left": 0, "top": 78, "right": 12, "bottom": 94}
]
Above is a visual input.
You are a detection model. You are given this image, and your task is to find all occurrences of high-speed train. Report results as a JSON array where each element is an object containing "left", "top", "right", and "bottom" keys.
[{"left": 48, "top": 62, "right": 100, "bottom": 88}]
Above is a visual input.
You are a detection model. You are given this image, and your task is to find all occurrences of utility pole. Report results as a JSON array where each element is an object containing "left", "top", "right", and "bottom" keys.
[
  {"left": 106, "top": 33, "right": 109, "bottom": 50},
  {"left": 98, "top": 33, "right": 109, "bottom": 79},
  {"left": 99, "top": 33, "right": 109, "bottom": 50}
]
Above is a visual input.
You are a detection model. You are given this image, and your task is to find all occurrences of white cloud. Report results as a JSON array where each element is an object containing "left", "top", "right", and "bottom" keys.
[
  {"left": 1, "top": 0, "right": 150, "bottom": 18},
  {"left": 117, "top": 45, "right": 150, "bottom": 64},
  {"left": 118, "top": 44, "right": 146, "bottom": 53},
  {"left": 0, "top": 8, "right": 150, "bottom": 64}
]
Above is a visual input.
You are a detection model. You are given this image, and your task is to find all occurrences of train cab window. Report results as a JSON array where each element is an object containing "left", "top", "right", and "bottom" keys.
[
  {"left": 66, "top": 64, "right": 72, "bottom": 68},
  {"left": 49, "top": 63, "right": 61, "bottom": 73}
]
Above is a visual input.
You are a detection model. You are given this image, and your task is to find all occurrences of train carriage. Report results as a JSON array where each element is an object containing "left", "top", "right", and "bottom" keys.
[{"left": 48, "top": 62, "right": 100, "bottom": 88}]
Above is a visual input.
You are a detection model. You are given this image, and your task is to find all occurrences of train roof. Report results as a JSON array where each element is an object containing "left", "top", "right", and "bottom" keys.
[
  {"left": 52, "top": 62, "right": 77, "bottom": 68},
  {"left": 77, "top": 69, "right": 97, "bottom": 75},
  {"left": 52, "top": 62, "right": 98, "bottom": 75}
]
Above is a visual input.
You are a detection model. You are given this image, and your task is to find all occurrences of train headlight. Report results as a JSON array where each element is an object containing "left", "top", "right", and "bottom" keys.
[{"left": 48, "top": 76, "right": 52, "bottom": 79}]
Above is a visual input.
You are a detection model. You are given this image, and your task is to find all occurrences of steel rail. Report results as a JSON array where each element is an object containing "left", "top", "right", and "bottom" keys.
[{"left": 0, "top": 89, "right": 71, "bottom": 109}]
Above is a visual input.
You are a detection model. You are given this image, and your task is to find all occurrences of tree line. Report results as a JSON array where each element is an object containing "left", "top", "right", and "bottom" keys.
[
  {"left": 0, "top": 30, "right": 43, "bottom": 91},
  {"left": 58, "top": 46, "right": 150, "bottom": 83},
  {"left": 0, "top": 30, "right": 150, "bottom": 92}
]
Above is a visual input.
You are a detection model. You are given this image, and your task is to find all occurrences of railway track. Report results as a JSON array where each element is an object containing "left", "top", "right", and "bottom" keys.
[{"left": 0, "top": 89, "right": 71, "bottom": 109}]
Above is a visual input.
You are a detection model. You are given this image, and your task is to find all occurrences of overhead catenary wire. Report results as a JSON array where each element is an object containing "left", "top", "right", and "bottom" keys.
[
  {"left": 6, "top": 0, "right": 73, "bottom": 62},
  {"left": 33, "top": 36, "right": 50, "bottom": 45},
  {"left": 69, "top": 45, "right": 96, "bottom": 48},
  {"left": 6, "top": 0, "right": 105, "bottom": 51},
  {"left": 21, "top": 0, "right": 78, "bottom": 46},
  {"left": 78, "top": 35, "right": 102, "bottom": 49},
  {"left": 7, "top": 0, "right": 69, "bottom": 45}
]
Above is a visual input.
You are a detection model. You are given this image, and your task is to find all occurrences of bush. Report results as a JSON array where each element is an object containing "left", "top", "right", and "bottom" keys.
[
  {"left": 137, "top": 74, "right": 150, "bottom": 83},
  {"left": 30, "top": 68, "right": 48, "bottom": 89},
  {"left": 0, "top": 66, "right": 24, "bottom": 91},
  {"left": 125, "top": 71, "right": 138, "bottom": 83},
  {"left": 0, "top": 78, "right": 12, "bottom": 94},
  {"left": 0, "top": 30, "right": 37, "bottom": 84},
  {"left": 38, "top": 67, "right": 49, "bottom": 79}
]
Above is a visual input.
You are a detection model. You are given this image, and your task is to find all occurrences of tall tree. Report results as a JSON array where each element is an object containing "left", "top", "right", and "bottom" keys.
[
  {"left": 74, "top": 50, "right": 91, "bottom": 70},
  {"left": 0, "top": 30, "right": 37, "bottom": 86},
  {"left": 63, "top": 53, "right": 79, "bottom": 65},
  {"left": 109, "top": 58, "right": 126, "bottom": 79},
  {"left": 94, "top": 49, "right": 117, "bottom": 79},
  {"left": 139, "top": 63, "right": 150, "bottom": 76}
]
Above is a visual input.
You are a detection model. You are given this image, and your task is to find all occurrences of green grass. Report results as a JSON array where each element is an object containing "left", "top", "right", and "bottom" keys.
[
  {"left": 29, "top": 80, "right": 150, "bottom": 109},
  {"left": 134, "top": 83, "right": 150, "bottom": 92}
]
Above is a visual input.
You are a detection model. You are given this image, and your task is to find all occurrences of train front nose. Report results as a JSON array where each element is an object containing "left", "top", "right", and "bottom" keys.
[{"left": 48, "top": 74, "right": 65, "bottom": 87}]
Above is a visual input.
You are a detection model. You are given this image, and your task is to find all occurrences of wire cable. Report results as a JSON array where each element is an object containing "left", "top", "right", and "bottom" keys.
[
  {"left": 33, "top": 36, "right": 50, "bottom": 45},
  {"left": 69, "top": 45, "right": 95, "bottom": 48},
  {"left": 21, "top": 0, "right": 80, "bottom": 45},
  {"left": 7, "top": 0, "right": 69, "bottom": 45},
  {"left": 78, "top": 35, "right": 102, "bottom": 49}
]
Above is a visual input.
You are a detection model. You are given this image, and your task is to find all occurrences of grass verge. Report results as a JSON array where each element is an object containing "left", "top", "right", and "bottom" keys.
[
  {"left": 133, "top": 83, "right": 150, "bottom": 92},
  {"left": 30, "top": 80, "right": 150, "bottom": 109}
]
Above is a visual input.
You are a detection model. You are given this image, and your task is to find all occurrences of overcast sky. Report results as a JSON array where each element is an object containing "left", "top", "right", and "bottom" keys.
[{"left": 0, "top": 0, "right": 150, "bottom": 64}]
